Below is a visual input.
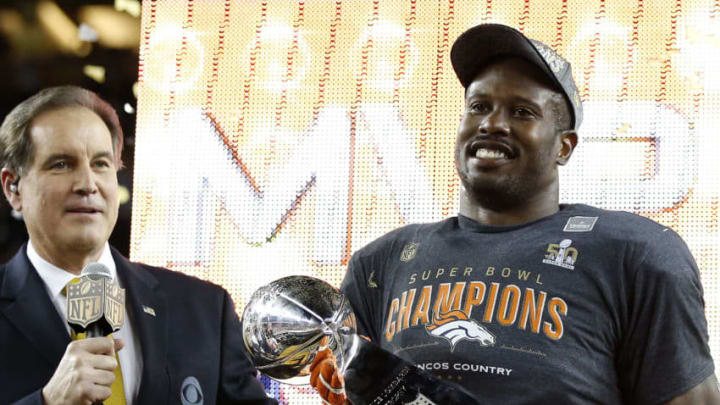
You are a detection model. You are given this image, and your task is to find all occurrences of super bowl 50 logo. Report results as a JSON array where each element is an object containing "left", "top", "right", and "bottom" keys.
[{"left": 542, "top": 239, "right": 578, "bottom": 270}]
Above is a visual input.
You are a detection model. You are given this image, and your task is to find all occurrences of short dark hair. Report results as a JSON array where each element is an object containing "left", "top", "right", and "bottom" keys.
[
  {"left": 549, "top": 92, "right": 572, "bottom": 132},
  {"left": 0, "top": 85, "right": 124, "bottom": 175}
]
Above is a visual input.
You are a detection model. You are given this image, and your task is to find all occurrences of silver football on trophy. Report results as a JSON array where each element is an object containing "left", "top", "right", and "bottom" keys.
[{"left": 241, "top": 276, "right": 357, "bottom": 385}]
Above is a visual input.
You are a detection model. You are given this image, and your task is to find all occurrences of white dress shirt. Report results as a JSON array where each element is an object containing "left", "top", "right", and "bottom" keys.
[{"left": 28, "top": 240, "right": 143, "bottom": 404}]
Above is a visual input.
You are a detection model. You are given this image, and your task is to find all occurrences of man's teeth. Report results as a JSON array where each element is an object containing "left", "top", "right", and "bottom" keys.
[{"left": 475, "top": 148, "right": 507, "bottom": 159}]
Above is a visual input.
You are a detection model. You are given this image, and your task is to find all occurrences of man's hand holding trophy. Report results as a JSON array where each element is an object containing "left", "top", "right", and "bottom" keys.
[
  {"left": 241, "top": 276, "right": 480, "bottom": 405},
  {"left": 310, "top": 338, "right": 348, "bottom": 405}
]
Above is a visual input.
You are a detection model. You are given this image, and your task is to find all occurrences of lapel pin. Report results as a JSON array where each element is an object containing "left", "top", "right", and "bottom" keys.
[
  {"left": 143, "top": 305, "right": 156, "bottom": 317},
  {"left": 181, "top": 376, "right": 203, "bottom": 405}
]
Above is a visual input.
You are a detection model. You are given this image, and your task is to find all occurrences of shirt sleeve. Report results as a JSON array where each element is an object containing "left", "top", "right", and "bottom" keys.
[
  {"left": 616, "top": 229, "right": 714, "bottom": 405},
  {"left": 9, "top": 390, "right": 43, "bottom": 405},
  {"left": 341, "top": 253, "right": 383, "bottom": 343}
]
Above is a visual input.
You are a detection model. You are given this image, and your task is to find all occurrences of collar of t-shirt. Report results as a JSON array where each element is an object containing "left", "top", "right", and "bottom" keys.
[
  {"left": 457, "top": 204, "right": 575, "bottom": 233},
  {"left": 26, "top": 240, "right": 142, "bottom": 405}
]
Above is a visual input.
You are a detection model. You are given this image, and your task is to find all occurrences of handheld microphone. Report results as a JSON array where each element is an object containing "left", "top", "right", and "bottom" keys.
[
  {"left": 66, "top": 263, "right": 125, "bottom": 404},
  {"left": 66, "top": 262, "right": 125, "bottom": 338}
]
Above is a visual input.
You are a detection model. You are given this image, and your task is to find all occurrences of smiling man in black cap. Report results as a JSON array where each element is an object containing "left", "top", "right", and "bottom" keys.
[{"left": 310, "top": 23, "right": 719, "bottom": 404}]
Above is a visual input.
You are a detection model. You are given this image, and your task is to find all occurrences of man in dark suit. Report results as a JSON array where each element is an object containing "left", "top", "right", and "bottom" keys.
[{"left": 0, "top": 86, "right": 275, "bottom": 405}]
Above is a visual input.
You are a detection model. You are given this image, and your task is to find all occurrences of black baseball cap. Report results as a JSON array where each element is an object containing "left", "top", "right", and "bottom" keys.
[{"left": 451, "top": 23, "right": 583, "bottom": 131}]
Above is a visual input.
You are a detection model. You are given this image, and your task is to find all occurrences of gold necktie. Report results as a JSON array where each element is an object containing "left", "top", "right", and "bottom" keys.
[{"left": 65, "top": 278, "right": 127, "bottom": 405}]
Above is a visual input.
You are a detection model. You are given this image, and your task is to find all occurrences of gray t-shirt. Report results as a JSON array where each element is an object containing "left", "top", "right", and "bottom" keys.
[{"left": 341, "top": 204, "right": 714, "bottom": 404}]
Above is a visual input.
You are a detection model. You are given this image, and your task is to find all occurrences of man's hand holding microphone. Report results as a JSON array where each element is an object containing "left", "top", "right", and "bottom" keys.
[
  {"left": 42, "top": 263, "right": 125, "bottom": 405},
  {"left": 42, "top": 336, "right": 124, "bottom": 404}
]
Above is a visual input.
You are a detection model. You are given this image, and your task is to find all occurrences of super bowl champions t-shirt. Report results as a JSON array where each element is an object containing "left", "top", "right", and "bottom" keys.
[{"left": 341, "top": 204, "right": 714, "bottom": 404}]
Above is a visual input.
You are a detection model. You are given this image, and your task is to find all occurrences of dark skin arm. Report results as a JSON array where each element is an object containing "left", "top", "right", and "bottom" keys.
[{"left": 664, "top": 374, "right": 720, "bottom": 405}]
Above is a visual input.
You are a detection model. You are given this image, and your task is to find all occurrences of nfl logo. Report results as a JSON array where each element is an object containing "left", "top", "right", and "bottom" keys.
[{"left": 400, "top": 243, "right": 418, "bottom": 262}]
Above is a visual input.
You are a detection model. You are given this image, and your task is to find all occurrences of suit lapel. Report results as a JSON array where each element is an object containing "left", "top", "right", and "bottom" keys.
[
  {"left": 0, "top": 246, "right": 70, "bottom": 365},
  {"left": 113, "top": 249, "right": 169, "bottom": 404}
]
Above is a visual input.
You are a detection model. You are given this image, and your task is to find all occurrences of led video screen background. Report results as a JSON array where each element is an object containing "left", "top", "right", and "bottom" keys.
[{"left": 133, "top": 0, "right": 720, "bottom": 402}]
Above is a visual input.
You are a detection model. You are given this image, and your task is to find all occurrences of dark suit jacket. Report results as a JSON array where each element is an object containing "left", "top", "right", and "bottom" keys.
[{"left": 0, "top": 245, "right": 276, "bottom": 405}]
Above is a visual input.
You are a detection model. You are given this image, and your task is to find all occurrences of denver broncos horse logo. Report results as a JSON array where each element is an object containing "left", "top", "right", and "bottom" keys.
[{"left": 425, "top": 310, "right": 495, "bottom": 351}]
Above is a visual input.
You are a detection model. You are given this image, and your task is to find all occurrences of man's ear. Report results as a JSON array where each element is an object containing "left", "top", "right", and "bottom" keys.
[
  {"left": 556, "top": 130, "right": 578, "bottom": 166},
  {"left": 1, "top": 168, "right": 21, "bottom": 211}
]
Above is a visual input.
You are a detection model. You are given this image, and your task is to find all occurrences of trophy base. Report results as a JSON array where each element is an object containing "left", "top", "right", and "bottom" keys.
[{"left": 342, "top": 335, "right": 480, "bottom": 405}]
